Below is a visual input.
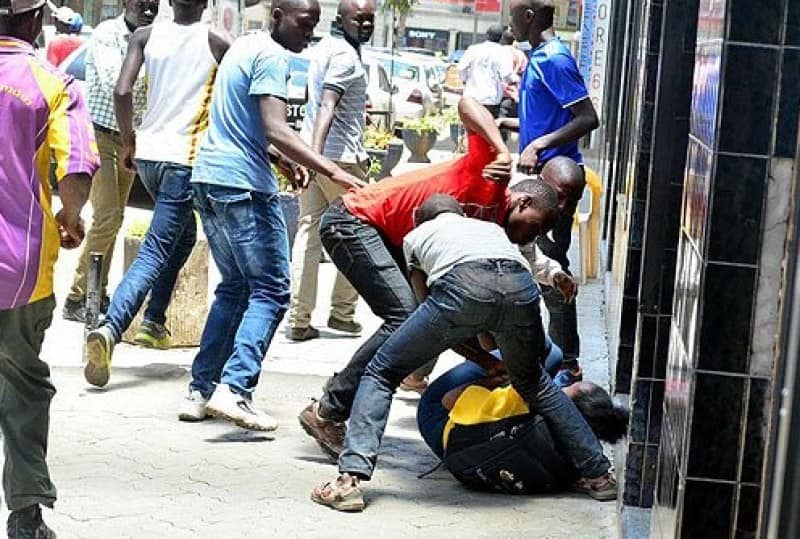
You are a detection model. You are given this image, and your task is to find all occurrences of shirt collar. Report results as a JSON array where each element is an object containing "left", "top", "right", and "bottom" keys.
[
  {"left": 0, "top": 36, "right": 34, "bottom": 55},
  {"left": 331, "top": 27, "right": 361, "bottom": 54}
]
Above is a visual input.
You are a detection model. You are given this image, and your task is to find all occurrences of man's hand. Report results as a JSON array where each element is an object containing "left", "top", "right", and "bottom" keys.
[
  {"left": 276, "top": 155, "right": 309, "bottom": 191},
  {"left": 553, "top": 270, "right": 578, "bottom": 303},
  {"left": 482, "top": 152, "right": 513, "bottom": 183},
  {"left": 518, "top": 139, "right": 544, "bottom": 175},
  {"left": 55, "top": 209, "right": 85, "bottom": 249},
  {"left": 329, "top": 169, "right": 367, "bottom": 191},
  {"left": 120, "top": 140, "right": 137, "bottom": 173}
]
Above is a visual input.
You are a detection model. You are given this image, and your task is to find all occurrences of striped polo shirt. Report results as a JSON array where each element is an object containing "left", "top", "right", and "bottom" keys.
[
  {"left": 300, "top": 33, "right": 368, "bottom": 164},
  {"left": 0, "top": 36, "right": 100, "bottom": 310}
]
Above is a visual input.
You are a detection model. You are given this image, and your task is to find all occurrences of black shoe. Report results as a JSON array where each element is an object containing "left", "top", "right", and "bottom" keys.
[
  {"left": 62, "top": 297, "right": 86, "bottom": 323},
  {"left": 7, "top": 505, "right": 56, "bottom": 539},
  {"left": 290, "top": 325, "right": 320, "bottom": 341}
]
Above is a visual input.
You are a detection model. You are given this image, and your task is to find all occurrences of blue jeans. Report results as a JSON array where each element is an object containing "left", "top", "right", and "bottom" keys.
[
  {"left": 338, "top": 260, "right": 610, "bottom": 480},
  {"left": 103, "top": 160, "right": 196, "bottom": 341},
  {"left": 417, "top": 338, "right": 563, "bottom": 459},
  {"left": 190, "top": 184, "right": 290, "bottom": 398},
  {"left": 318, "top": 203, "right": 419, "bottom": 421}
]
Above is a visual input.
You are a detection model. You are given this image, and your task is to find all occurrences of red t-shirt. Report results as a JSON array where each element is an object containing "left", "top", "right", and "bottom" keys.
[
  {"left": 343, "top": 132, "right": 511, "bottom": 247},
  {"left": 46, "top": 35, "right": 83, "bottom": 67}
]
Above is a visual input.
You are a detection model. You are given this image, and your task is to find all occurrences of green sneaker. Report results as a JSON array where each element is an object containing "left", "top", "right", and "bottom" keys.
[
  {"left": 84, "top": 326, "right": 114, "bottom": 387},
  {"left": 134, "top": 320, "right": 171, "bottom": 350}
]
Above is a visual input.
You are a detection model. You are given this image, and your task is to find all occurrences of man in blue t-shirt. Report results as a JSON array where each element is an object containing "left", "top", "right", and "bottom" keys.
[
  {"left": 500, "top": 0, "right": 599, "bottom": 387},
  {"left": 181, "top": 0, "right": 366, "bottom": 432}
]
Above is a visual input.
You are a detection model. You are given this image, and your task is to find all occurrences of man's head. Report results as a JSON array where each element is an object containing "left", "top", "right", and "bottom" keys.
[
  {"left": 540, "top": 156, "right": 586, "bottom": 215},
  {"left": 270, "top": 0, "right": 320, "bottom": 53},
  {"left": 124, "top": 0, "right": 158, "bottom": 28},
  {"left": 336, "top": 0, "right": 375, "bottom": 44},
  {"left": 47, "top": 1, "right": 82, "bottom": 34},
  {"left": 170, "top": 0, "right": 207, "bottom": 21},
  {"left": 509, "top": 0, "right": 554, "bottom": 44},
  {"left": 564, "top": 382, "right": 629, "bottom": 443},
  {"left": 505, "top": 177, "right": 559, "bottom": 244},
  {"left": 414, "top": 194, "right": 464, "bottom": 226},
  {"left": 0, "top": 0, "right": 45, "bottom": 43},
  {"left": 500, "top": 29, "right": 515, "bottom": 46},
  {"left": 485, "top": 23, "right": 503, "bottom": 43}
]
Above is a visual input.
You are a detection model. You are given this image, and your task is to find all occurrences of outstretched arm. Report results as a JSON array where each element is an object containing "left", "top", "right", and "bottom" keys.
[
  {"left": 114, "top": 26, "right": 150, "bottom": 173},
  {"left": 260, "top": 96, "right": 366, "bottom": 191},
  {"left": 458, "top": 98, "right": 513, "bottom": 183}
]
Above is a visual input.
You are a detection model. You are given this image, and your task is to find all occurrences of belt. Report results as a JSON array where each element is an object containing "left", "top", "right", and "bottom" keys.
[{"left": 93, "top": 123, "right": 119, "bottom": 136}]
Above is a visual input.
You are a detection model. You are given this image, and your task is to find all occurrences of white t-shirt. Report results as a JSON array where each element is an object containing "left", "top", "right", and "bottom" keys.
[
  {"left": 403, "top": 213, "right": 531, "bottom": 286},
  {"left": 457, "top": 40, "right": 516, "bottom": 106}
]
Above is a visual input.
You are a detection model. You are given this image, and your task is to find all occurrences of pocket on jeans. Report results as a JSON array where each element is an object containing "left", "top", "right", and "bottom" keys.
[
  {"left": 207, "top": 190, "right": 256, "bottom": 244},
  {"left": 326, "top": 238, "right": 355, "bottom": 276},
  {"left": 158, "top": 165, "right": 194, "bottom": 203},
  {"left": 512, "top": 296, "right": 541, "bottom": 327}
]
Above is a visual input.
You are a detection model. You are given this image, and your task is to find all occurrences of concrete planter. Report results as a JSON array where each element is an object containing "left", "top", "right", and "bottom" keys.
[
  {"left": 367, "top": 139, "right": 404, "bottom": 180},
  {"left": 121, "top": 234, "right": 209, "bottom": 347},
  {"left": 402, "top": 129, "right": 438, "bottom": 163}
]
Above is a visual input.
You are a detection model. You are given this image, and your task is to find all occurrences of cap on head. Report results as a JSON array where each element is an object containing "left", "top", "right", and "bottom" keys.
[
  {"left": 0, "top": 0, "right": 45, "bottom": 16},
  {"left": 486, "top": 23, "right": 503, "bottom": 42}
]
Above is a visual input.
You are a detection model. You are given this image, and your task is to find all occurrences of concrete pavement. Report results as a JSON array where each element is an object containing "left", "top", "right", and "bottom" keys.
[{"left": 1, "top": 146, "right": 618, "bottom": 537}]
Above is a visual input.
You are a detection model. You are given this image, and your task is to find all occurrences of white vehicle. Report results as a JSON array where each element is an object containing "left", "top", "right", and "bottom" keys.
[{"left": 362, "top": 49, "right": 445, "bottom": 127}]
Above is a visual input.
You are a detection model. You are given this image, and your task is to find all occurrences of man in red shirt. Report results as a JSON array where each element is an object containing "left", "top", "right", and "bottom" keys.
[
  {"left": 44, "top": 2, "right": 83, "bottom": 67},
  {"left": 299, "top": 97, "right": 560, "bottom": 456}
]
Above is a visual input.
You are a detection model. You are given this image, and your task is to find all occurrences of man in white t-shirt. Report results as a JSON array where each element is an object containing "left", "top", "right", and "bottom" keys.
[{"left": 458, "top": 24, "right": 516, "bottom": 117}]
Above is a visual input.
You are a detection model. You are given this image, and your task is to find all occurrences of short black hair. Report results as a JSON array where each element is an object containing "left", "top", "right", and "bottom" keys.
[
  {"left": 414, "top": 193, "right": 464, "bottom": 226},
  {"left": 509, "top": 177, "right": 559, "bottom": 216},
  {"left": 500, "top": 30, "right": 515, "bottom": 45},
  {"left": 486, "top": 24, "right": 504, "bottom": 42},
  {"left": 572, "top": 383, "right": 629, "bottom": 443}
]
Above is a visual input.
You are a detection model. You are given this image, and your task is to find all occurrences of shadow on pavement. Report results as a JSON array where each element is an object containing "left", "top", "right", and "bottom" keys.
[{"left": 205, "top": 429, "right": 275, "bottom": 443}]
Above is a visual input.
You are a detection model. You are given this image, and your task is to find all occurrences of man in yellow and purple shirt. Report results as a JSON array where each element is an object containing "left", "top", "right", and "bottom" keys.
[{"left": 0, "top": 0, "right": 98, "bottom": 535}]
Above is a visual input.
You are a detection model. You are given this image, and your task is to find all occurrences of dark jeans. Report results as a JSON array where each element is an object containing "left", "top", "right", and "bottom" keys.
[
  {"left": 338, "top": 260, "right": 610, "bottom": 480},
  {"left": 0, "top": 296, "right": 57, "bottom": 511},
  {"left": 318, "top": 203, "right": 419, "bottom": 421},
  {"left": 537, "top": 206, "right": 580, "bottom": 368},
  {"left": 104, "top": 160, "right": 197, "bottom": 341},
  {"left": 190, "top": 184, "right": 290, "bottom": 398},
  {"left": 417, "top": 337, "right": 562, "bottom": 460}
]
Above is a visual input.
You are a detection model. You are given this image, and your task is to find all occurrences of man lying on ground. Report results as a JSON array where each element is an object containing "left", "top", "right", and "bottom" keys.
[
  {"left": 417, "top": 360, "right": 628, "bottom": 497},
  {"left": 310, "top": 194, "right": 617, "bottom": 512}
]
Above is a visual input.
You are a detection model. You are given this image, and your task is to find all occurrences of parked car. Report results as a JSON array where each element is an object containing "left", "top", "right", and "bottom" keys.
[{"left": 363, "top": 49, "right": 444, "bottom": 120}]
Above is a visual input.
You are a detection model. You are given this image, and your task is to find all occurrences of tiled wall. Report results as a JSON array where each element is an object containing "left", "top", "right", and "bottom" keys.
[
  {"left": 652, "top": 0, "right": 800, "bottom": 537},
  {"left": 623, "top": 0, "right": 700, "bottom": 509}
]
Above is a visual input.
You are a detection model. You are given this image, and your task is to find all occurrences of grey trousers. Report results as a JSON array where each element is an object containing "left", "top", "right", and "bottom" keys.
[{"left": 0, "top": 296, "right": 57, "bottom": 511}]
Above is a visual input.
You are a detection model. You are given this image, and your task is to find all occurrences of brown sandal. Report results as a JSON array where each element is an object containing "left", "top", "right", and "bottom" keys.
[{"left": 311, "top": 474, "right": 365, "bottom": 512}]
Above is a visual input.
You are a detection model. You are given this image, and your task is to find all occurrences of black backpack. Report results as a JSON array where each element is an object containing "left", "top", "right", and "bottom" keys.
[{"left": 444, "top": 414, "right": 578, "bottom": 494}]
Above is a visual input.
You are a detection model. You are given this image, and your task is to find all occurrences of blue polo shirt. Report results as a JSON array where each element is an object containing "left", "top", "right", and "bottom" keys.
[
  {"left": 519, "top": 38, "right": 588, "bottom": 167},
  {"left": 192, "top": 32, "right": 289, "bottom": 193}
]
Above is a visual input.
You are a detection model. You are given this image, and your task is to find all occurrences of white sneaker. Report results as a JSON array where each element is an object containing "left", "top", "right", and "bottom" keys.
[
  {"left": 178, "top": 390, "right": 209, "bottom": 422},
  {"left": 206, "top": 384, "right": 278, "bottom": 431}
]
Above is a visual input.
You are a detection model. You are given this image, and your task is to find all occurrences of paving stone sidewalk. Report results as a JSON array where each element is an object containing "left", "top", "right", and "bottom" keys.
[{"left": 1, "top": 145, "right": 617, "bottom": 537}]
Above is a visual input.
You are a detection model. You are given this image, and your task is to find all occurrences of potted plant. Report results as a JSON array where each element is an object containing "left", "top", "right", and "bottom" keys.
[
  {"left": 364, "top": 124, "right": 403, "bottom": 180},
  {"left": 400, "top": 114, "right": 441, "bottom": 163},
  {"left": 441, "top": 106, "right": 464, "bottom": 150}
]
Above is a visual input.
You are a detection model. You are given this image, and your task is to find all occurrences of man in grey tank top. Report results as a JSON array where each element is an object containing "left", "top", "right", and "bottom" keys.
[{"left": 288, "top": 0, "right": 376, "bottom": 342}]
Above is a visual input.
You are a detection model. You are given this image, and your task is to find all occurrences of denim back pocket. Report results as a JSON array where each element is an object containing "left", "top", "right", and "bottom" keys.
[
  {"left": 207, "top": 189, "right": 256, "bottom": 244},
  {"left": 512, "top": 295, "right": 542, "bottom": 328}
]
